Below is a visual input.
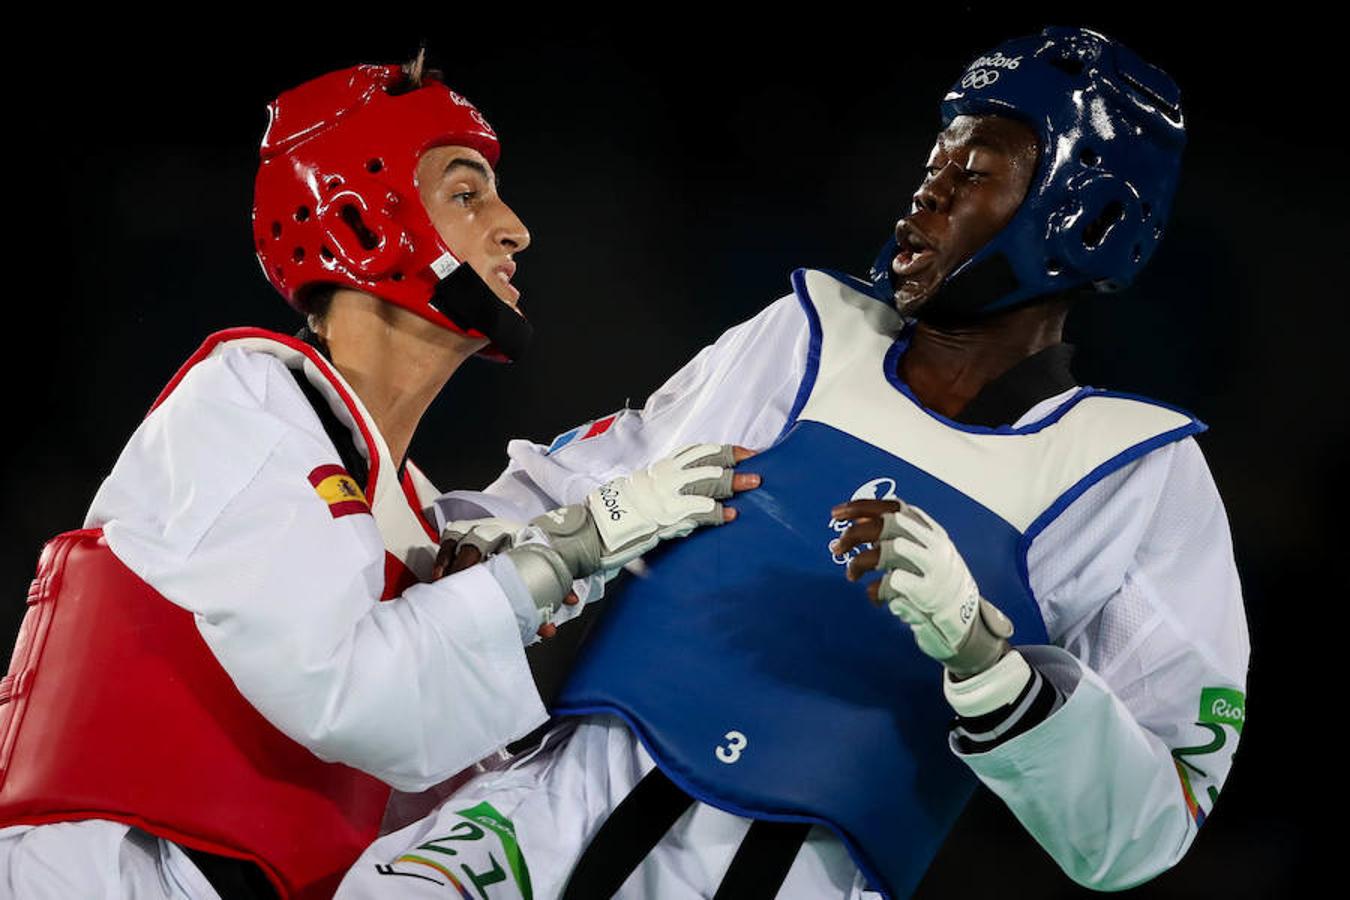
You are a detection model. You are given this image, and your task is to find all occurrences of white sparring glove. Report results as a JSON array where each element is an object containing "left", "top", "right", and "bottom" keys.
[
  {"left": 869, "top": 502, "right": 1031, "bottom": 714},
  {"left": 441, "top": 444, "right": 739, "bottom": 628},
  {"left": 579, "top": 442, "right": 736, "bottom": 570}
]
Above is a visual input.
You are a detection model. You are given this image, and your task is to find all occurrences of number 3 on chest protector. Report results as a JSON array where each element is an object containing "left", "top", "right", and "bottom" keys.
[{"left": 716, "top": 730, "right": 748, "bottom": 764}]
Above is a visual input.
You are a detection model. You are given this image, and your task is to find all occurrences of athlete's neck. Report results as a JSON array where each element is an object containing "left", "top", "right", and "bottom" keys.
[
  {"left": 900, "top": 298, "right": 1070, "bottom": 419},
  {"left": 316, "top": 289, "right": 485, "bottom": 468}
]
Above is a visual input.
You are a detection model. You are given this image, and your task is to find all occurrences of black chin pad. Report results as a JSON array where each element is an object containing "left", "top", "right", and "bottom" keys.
[
  {"left": 430, "top": 264, "right": 533, "bottom": 362},
  {"left": 922, "top": 252, "right": 1021, "bottom": 326}
]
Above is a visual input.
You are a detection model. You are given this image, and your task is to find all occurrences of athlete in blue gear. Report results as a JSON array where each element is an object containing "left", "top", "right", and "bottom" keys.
[{"left": 338, "top": 27, "right": 1249, "bottom": 899}]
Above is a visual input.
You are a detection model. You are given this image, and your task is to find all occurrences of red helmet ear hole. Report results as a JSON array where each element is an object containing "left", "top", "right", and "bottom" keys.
[
  {"left": 366, "top": 159, "right": 384, "bottom": 174},
  {"left": 326, "top": 178, "right": 342, "bottom": 192},
  {"left": 270, "top": 221, "right": 282, "bottom": 239},
  {"left": 320, "top": 246, "right": 335, "bottom": 261},
  {"left": 391, "top": 272, "right": 404, "bottom": 282},
  {"left": 295, "top": 206, "right": 310, "bottom": 222},
  {"left": 293, "top": 248, "right": 306, "bottom": 263},
  {"left": 339, "top": 204, "right": 381, "bottom": 252}
]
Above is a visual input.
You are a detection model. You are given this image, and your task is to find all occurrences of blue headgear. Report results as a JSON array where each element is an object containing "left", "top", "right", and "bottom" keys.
[{"left": 868, "top": 26, "right": 1187, "bottom": 317}]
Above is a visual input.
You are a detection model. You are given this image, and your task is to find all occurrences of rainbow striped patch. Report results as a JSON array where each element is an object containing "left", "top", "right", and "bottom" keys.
[
  {"left": 308, "top": 464, "right": 370, "bottom": 519},
  {"left": 395, "top": 854, "right": 473, "bottom": 898},
  {"left": 1173, "top": 758, "right": 1207, "bottom": 828}
]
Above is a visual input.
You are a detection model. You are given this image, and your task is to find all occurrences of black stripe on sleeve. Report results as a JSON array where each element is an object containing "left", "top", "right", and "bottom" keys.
[{"left": 951, "top": 665, "right": 1065, "bottom": 753}]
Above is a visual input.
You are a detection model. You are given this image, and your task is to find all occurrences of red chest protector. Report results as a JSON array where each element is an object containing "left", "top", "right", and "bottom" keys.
[{"left": 0, "top": 330, "right": 443, "bottom": 899}]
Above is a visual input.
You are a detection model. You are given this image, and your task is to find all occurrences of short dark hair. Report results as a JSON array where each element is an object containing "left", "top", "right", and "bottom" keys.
[
  {"left": 389, "top": 46, "right": 445, "bottom": 95},
  {"left": 297, "top": 283, "right": 335, "bottom": 329}
]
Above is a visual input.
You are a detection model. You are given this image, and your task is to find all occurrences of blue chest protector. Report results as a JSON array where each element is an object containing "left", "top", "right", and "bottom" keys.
[{"left": 554, "top": 269, "right": 1204, "bottom": 898}]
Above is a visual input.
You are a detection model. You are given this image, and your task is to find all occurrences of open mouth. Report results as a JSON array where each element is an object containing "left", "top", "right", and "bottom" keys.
[{"left": 892, "top": 225, "right": 938, "bottom": 278}]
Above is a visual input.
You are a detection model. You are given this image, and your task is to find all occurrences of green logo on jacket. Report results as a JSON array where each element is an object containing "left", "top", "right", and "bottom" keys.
[{"left": 1199, "top": 687, "right": 1245, "bottom": 733}]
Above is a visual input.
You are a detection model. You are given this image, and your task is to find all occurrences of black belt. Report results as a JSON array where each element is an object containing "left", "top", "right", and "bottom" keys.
[
  {"left": 561, "top": 768, "right": 810, "bottom": 899},
  {"left": 182, "top": 847, "right": 280, "bottom": 900}
]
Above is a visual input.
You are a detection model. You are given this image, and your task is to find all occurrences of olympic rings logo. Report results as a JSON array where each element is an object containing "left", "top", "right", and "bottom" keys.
[{"left": 961, "top": 69, "right": 1000, "bottom": 90}]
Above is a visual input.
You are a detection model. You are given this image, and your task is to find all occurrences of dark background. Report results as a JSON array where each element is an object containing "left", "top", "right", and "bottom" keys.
[{"left": 3, "top": 8, "right": 1337, "bottom": 896}]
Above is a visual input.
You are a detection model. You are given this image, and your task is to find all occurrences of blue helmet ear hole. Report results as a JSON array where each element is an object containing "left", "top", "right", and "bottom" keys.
[
  {"left": 1081, "top": 201, "right": 1125, "bottom": 249},
  {"left": 1131, "top": 244, "right": 1142, "bottom": 263},
  {"left": 1046, "top": 260, "right": 1064, "bottom": 277},
  {"left": 1141, "top": 202, "right": 1152, "bottom": 220},
  {"left": 1079, "top": 148, "right": 1100, "bottom": 167}
]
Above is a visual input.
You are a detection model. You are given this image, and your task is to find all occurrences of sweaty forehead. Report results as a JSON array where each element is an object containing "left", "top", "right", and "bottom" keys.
[{"left": 936, "top": 115, "right": 1038, "bottom": 158}]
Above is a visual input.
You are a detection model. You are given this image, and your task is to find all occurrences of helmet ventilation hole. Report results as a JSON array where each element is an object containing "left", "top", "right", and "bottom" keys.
[
  {"left": 1082, "top": 201, "right": 1125, "bottom": 249},
  {"left": 1079, "top": 148, "right": 1099, "bottom": 167},
  {"left": 1131, "top": 244, "right": 1142, "bottom": 263},
  {"left": 1046, "top": 260, "right": 1064, "bottom": 276},
  {"left": 1141, "top": 202, "right": 1152, "bottom": 220},
  {"left": 270, "top": 221, "right": 282, "bottom": 239},
  {"left": 320, "top": 245, "right": 335, "bottom": 261},
  {"left": 295, "top": 206, "right": 310, "bottom": 222},
  {"left": 339, "top": 204, "right": 381, "bottom": 251},
  {"left": 366, "top": 159, "right": 384, "bottom": 174},
  {"left": 1119, "top": 69, "right": 1183, "bottom": 125},
  {"left": 1049, "top": 56, "right": 1084, "bottom": 76},
  {"left": 293, "top": 247, "right": 305, "bottom": 263}
]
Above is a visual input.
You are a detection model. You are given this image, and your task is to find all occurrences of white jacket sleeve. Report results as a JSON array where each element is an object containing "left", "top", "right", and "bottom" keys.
[
  {"left": 422, "top": 294, "right": 810, "bottom": 631},
  {"left": 460, "top": 293, "right": 810, "bottom": 515},
  {"left": 954, "top": 437, "right": 1250, "bottom": 891},
  {"left": 87, "top": 349, "right": 546, "bottom": 793}
]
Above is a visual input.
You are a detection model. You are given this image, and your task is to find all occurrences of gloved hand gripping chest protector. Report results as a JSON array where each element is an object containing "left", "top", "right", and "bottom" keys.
[
  {"left": 833, "top": 499, "right": 1029, "bottom": 717},
  {"left": 443, "top": 444, "right": 741, "bottom": 630}
]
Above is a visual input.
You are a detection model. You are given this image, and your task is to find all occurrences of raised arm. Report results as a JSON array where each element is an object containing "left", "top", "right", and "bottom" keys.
[
  {"left": 838, "top": 437, "right": 1249, "bottom": 890},
  {"left": 952, "top": 437, "right": 1249, "bottom": 889},
  {"left": 439, "top": 293, "right": 811, "bottom": 521}
]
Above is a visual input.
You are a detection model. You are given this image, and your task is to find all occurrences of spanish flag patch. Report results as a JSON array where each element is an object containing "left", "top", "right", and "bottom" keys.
[{"left": 308, "top": 464, "right": 370, "bottom": 519}]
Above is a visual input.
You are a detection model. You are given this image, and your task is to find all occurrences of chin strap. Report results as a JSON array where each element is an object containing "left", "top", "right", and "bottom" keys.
[
  {"left": 429, "top": 263, "right": 533, "bottom": 362},
  {"left": 867, "top": 232, "right": 1032, "bottom": 323}
]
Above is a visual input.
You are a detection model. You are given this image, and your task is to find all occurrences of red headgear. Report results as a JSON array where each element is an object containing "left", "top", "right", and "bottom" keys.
[{"left": 253, "top": 64, "right": 529, "bottom": 361}]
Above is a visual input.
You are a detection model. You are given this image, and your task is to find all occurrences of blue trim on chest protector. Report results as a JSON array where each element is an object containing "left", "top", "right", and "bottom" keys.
[{"left": 554, "top": 420, "right": 1049, "bottom": 899}]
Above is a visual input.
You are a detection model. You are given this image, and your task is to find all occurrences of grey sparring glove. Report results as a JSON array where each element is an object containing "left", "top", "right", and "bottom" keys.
[
  {"left": 439, "top": 517, "right": 576, "bottom": 630},
  {"left": 531, "top": 442, "right": 738, "bottom": 578},
  {"left": 872, "top": 502, "right": 1016, "bottom": 680}
]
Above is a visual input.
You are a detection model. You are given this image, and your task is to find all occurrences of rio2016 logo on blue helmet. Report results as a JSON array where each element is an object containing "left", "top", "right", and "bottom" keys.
[{"left": 869, "top": 26, "right": 1187, "bottom": 317}]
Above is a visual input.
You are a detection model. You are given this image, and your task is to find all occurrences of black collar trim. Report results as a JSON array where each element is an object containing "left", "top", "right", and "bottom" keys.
[{"left": 952, "top": 343, "right": 1078, "bottom": 428}]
